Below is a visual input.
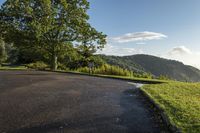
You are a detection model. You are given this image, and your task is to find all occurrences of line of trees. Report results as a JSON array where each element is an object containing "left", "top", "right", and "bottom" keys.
[
  {"left": 76, "top": 64, "right": 133, "bottom": 77},
  {"left": 76, "top": 64, "right": 154, "bottom": 79}
]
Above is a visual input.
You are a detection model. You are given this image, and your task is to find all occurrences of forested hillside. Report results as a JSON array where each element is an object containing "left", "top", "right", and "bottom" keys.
[{"left": 99, "top": 54, "right": 200, "bottom": 82}]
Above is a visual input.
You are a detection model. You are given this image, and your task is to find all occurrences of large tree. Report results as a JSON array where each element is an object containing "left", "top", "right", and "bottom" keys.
[{"left": 0, "top": 0, "right": 106, "bottom": 70}]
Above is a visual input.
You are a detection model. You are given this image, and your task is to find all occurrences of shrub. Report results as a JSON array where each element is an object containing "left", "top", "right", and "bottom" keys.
[
  {"left": 158, "top": 75, "right": 170, "bottom": 80},
  {"left": 75, "top": 64, "right": 155, "bottom": 79},
  {"left": 26, "top": 61, "right": 48, "bottom": 70},
  {"left": 57, "top": 63, "right": 69, "bottom": 71},
  {"left": 76, "top": 67, "right": 90, "bottom": 73},
  {"left": 76, "top": 64, "right": 133, "bottom": 76}
]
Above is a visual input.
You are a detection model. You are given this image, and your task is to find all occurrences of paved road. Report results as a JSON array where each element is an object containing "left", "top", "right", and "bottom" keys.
[{"left": 0, "top": 71, "right": 169, "bottom": 133}]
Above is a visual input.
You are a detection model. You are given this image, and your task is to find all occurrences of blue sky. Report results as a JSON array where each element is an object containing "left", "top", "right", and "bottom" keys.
[
  {"left": 0, "top": 0, "right": 3, "bottom": 5},
  {"left": 1, "top": 0, "right": 200, "bottom": 68},
  {"left": 87, "top": 0, "right": 200, "bottom": 68}
]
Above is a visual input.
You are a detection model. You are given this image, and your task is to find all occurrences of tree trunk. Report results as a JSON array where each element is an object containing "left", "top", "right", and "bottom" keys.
[{"left": 51, "top": 53, "right": 57, "bottom": 71}]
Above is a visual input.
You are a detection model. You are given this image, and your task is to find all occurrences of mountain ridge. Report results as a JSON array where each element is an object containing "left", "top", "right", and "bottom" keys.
[{"left": 98, "top": 54, "right": 200, "bottom": 82}]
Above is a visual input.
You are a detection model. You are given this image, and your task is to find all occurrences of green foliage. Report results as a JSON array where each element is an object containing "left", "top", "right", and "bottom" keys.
[
  {"left": 158, "top": 75, "right": 171, "bottom": 80},
  {"left": 98, "top": 54, "right": 200, "bottom": 82},
  {"left": 90, "top": 55, "right": 105, "bottom": 67},
  {"left": 0, "top": 38, "right": 7, "bottom": 64},
  {"left": 0, "top": 65, "right": 27, "bottom": 70},
  {"left": 56, "top": 45, "right": 105, "bottom": 70},
  {"left": 133, "top": 72, "right": 153, "bottom": 79},
  {"left": 76, "top": 44, "right": 96, "bottom": 67},
  {"left": 17, "top": 47, "right": 48, "bottom": 64},
  {"left": 142, "top": 82, "right": 200, "bottom": 133},
  {"left": 26, "top": 61, "right": 48, "bottom": 70},
  {"left": 57, "top": 63, "right": 69, "bottom": 71},
  {"left": 98, "top": 55, "right": 145, "bottom": 73},
  {"left": 1, "top": 0, "right": 106, "bottom": 70},
  {"left": 4, "top": 43, "right": 18, "bottom": 64},
  {"left": 76, "top": 64, "right": 133, "bottom": 77}
]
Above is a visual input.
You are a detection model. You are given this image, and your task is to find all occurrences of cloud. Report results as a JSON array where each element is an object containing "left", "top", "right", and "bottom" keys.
[
  {"left": 96, "top": 44, "right": 143, "bottom": 56},
  {"left": 110, "top": 31, "right": 167, "bottom": 43},
  {"left": 164, "top": 46, "right": 200, "bottom": 69},
  {"left": 168, "top": 46, "right": 192, "bottom": 55},
  {"left": 136, "top": 42, "right": 146, "bottom": 45},
  {"left": 98, "top": 44, "right": 200, "bottom": 69}
]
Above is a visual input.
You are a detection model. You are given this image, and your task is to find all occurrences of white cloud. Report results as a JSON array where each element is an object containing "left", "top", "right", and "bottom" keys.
[
  {"left": 168, "top": 46, "right": 192, "bottom": 55},
  {"left": 98, "top": 44, "right": 200, "bottom": 70},
  {"left": 136, "top": 42, "right": 146, "bottom": 45},
  {"left": 164, "top": 46, "right": 200, "bottom": 69},
  {"left": 97, "top": 43, "right": 200, "bottom": 70},
  {"left": 110, "top": 31, "right": 167, "bottom": 43},
  {"left": 96, "top": 44, "right": 143, "bottom": 56}
]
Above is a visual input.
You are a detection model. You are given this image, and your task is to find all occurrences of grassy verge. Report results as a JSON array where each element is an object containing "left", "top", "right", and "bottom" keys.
[
  {"left": 141, "top": 82, "right": 200, "bottom": 133},
  {"left": 0, "top": 66, "right": 168, "bottom": 83},
  {"left": 57, "top": 70, "right": 169, "bottom": 84},
  {"left": 0, "top": 65, "right": 27, "bottom": 70}
]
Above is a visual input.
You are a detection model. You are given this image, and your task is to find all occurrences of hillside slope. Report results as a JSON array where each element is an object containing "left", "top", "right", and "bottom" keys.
[{"left": 99, "top": 54, "right": 200, "bottom": 82}]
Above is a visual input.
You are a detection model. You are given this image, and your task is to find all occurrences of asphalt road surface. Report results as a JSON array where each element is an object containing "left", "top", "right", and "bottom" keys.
[{"left": 0, "top": 71, "right": 169, "bottom": 133}]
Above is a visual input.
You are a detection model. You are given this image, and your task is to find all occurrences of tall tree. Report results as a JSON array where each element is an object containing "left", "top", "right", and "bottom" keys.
[{"left": 0, "top": 0, "right": 106, "bottom": 70}]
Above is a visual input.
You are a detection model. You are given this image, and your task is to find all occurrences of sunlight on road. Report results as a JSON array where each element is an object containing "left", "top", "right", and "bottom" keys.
[{"left": 127, "top": 82, "right": 144, "bottom": 88}]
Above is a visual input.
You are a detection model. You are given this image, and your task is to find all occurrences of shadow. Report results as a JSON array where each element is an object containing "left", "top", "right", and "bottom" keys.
[
  {"left": 6, "top": 82, "right": 170, "bottom": 133},
  {"left": 118, "top": 88, "right": 171, "bottom": 133},
  {"left": 15, "top": 73, "right": 49, "bottom": 76},
  {"left": 11, "top": 116, "right": 123, "bottom": 133}
]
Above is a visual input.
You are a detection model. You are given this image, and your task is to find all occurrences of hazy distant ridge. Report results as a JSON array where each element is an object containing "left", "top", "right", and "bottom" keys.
[{"left": 99, "top": 54, "right": 200, "bottom": 82}]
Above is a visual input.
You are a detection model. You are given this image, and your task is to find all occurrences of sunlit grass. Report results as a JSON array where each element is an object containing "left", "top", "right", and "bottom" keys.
[
  {"left": 141, "top": 82, "right": 200, "bottom": 133},
  {"left": 63, "top": 70, "right": 169, "bottom": 83},
  {"left": 0, "top": 65, "right": 27, "bottom": 70},
  {"left": 0, "top": 66, "right": 168, "bottom": 83}
]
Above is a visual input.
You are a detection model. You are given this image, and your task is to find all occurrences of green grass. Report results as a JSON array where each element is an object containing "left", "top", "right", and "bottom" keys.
[
  {"left": 0, "top": 66, "right": 168, "bottom": 83},
  {"left": 0, "top": 65, "right": 27, "bottom": 70},
  {"left": 60, "top": 70, "right": 169, "bottom": 84},
  {"left": 92, "top": 74, "right": 167, "bottom": 83},
  {"left": 141, "top": 82, "right": 200, "bottom": 133}
]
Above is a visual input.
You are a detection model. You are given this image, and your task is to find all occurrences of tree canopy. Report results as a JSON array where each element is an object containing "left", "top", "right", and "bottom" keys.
[{"left": 0, "top": 0, "right": 106, "bottom": 70}]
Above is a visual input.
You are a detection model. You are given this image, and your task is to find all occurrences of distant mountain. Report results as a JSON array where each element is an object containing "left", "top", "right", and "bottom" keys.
[{"left": 98, "top": 54, "right": 200, "bottom": 82}]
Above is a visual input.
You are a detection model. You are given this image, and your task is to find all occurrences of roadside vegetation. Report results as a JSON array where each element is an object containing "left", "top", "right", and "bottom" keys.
[
  {"left": 0, "top": 65, "right": 26, "bottom": 70},
  {"left": 141, "top": 82, "right": 200, "bottom": 133},
  {"left": 99, "top": 54, "right": 200, "bottom": 82},
  {"left": 75, "top": 64, "right": 153, "bottom": 78}
]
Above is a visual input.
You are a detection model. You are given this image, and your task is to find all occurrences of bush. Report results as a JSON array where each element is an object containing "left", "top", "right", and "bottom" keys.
[
  {"left": 26, "top": 61, "right": 48, "bottom": 70},
  {"left": 75, "top": 64, "right": 155, "bottom": 79},
  {"left": 76, "top": 64, "right": 133, "bottom": 77},
  {"left": 76, "top": 67, "right": 90, "bottom": 73},
  {"left": 158, "top": 75, "right": 170, "bottom": 80},
  {"left": 57, "top": 63, "right": 69, "bottom": 71}
]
